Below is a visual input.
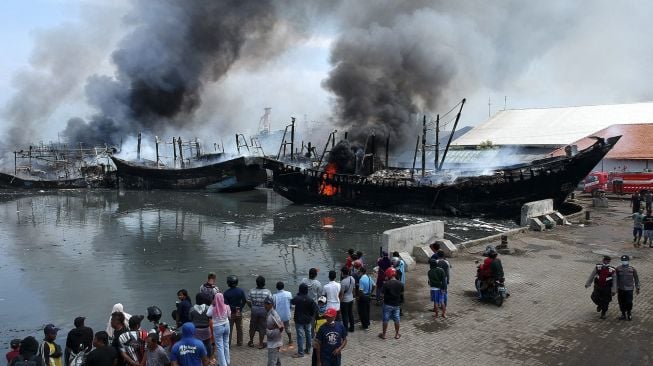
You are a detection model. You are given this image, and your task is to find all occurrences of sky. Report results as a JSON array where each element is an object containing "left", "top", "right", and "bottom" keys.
[{"left": 1, "top": 0, "right": 653, "bottom": 148}]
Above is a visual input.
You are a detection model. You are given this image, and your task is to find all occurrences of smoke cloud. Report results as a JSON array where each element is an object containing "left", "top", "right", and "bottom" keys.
[{"left": 63, "top": 0, "right": 315, "bottom": 145}]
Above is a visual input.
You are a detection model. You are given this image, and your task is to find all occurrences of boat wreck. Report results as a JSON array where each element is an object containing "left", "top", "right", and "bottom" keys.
[
  {"left": 266, "top": 135, "right": 621, "bottom": 218},
  {"left": 111, "top": 155, "right": 266, "bottom": 191}
]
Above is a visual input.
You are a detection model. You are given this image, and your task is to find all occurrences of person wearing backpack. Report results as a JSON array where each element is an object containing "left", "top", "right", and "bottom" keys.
[
  {"left": 38, "top": 325, "right": 62, "bottom": 366},
  {"left": 10, "top": 337, "right": 44, "bottom": 366},
  {"left": 118, "top": 316, "right": 147, "bottom": 366},
  {"left": 65, "top": 317, "right": 93, "bottom": 366},
  {"left": 585, "top": 255, "right": 617, "bottom": 319}
]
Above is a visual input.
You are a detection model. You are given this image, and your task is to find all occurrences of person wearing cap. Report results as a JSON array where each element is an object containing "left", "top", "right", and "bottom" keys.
[
  {"left": 223, "top": 275, "right": 247, "bottom": 347},
  {"left": 291, "top": 283, "right": 318, "bottom": 358},
  {"left": 585, "top": 255, "right": 617, "bottom": 319},
  {"left": 118, "top": 315, "right": 147, "bottom": 366},
  {"left": 314, "top": 308, "right": 347, "bottom": 366},
  {"left": 356, "top": 266, "right": 374, "bottom": 330},
  {"left": 616, "top": 255, "right": 641, "bottom": 321},
  {"left": 86, "top": 331, "right": 117, "bottom": 366},
  {"left": 38, "top": 324, "right": 62, "bottom": 366},
  {"left": 264, "top": 297, "right": 284, "bottom": 366},
  {"left": 10, "top": 337, "right": 44, "bottom": 366},
  {"left": 170, "top": 323, "right": 208, "bottom": 366},
  {"left": 379, "top": 267, "right": 403, "bottom": 340},
  {"left": 247, "top": 276, "right": 272, "bottom": 349},
  {"left": 6, "top": 339, "right": 20, "bottom": 365},
  {"left": 65, "top": 317, "right": 94, "bottom": 366}
]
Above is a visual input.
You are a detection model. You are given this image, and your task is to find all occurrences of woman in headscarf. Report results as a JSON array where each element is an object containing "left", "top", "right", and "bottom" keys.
[
  {"left": 376, "top": 251, "right": 392, "bottom": 304},
  {"left": 208, "top": 293, "right": 231, "bottom": 366},
  {"left": 106, "top": 303, "right": 131, "bottom": 341}
]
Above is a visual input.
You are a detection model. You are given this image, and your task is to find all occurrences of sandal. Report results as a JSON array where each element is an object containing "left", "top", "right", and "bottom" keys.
[
  {"left": 395, "top": 333, "right": 401, "bottom": 339},
  {"left": 378, "top": 333, "right": 386, "bottom": 340},
  {"left": 247, "top": 341, "right": 254, "bottom": 348}
]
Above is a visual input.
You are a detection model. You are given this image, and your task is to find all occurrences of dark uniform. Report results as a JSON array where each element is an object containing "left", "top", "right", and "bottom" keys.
[{"left": 616, "top": 255, "right": 640, "bottom": 321}]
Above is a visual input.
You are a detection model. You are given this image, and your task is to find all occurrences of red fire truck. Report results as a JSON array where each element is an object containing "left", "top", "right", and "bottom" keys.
[{"left": 581, "top": 171, "right": 653, "bottom": 195}]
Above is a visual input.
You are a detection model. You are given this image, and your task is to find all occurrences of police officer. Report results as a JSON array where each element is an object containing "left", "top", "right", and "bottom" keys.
[
  {"left": 616, "top": 255, "right": 640, "bottom": 321},
  {"left": 585, "top": 255, "right": 617, "bottom": 319}
]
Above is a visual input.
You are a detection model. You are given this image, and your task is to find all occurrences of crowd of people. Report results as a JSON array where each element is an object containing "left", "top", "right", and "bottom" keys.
[{"left": 4, "top": 248, "right": 427, "bottom": 366}]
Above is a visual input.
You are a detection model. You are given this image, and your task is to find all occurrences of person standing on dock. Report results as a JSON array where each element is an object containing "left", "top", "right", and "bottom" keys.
[
  {"left": 247, "top": 276, "right": 272, "bottom": 349},
  {"left": 379, "top": 268, "right": 403, "bottom": 340},
  {"left": 629, "top": 208, "right": 645, "bottom": 247},
  {"left": 630, "top": 191, "right": 642, "bottom": 213},
  {"left": 65, "top": 317, "right": 93, "bottom": 366},
  {"left": 339, "top": 267, "right": 356, "bottom": 333},
  {"left": 428, "top": 259, "right": 447, "bottom": 318},
  {"left": 645, "top": 190, "right": 653, "bottom": 212},
  {"left": 175, "top": 290, "right": 192, "bottom": 328},
  {"left": 291, "top": 283, "right": 317, "bottom": 358},
  {"left": 642, "top": 210, "right": 653, "bottom": 247},
  {"left": 273, "top": 281, "right": 293, "bottom": 346},
  {"left": 616, "top": 255, "right": 640, "bottom": 321},
  {"left": 585, "top": 255, "right": 617, "bottom": 319},
  {"left": 375, "top": 252, "right": 392, "bottom": 304},
  {"left": 38, "top": 324, "right": 63, "bottom": 366},
  {"left": 223, "top": 275, "right": 246, "bottom": 347},
  {"left": 264, "top": 297, "right": 284, "bottom": 366},
  {"left": 322, "top": 271, "right": 341, "bottom": 318},
  {"left": 200, "top": 273, "right": 220, "bottom": 300},
  {"left": 356, "top": 266, "right": 374, "bottom": 330},
  {"left": 301, "top": 268, "right": 322, "bottom": 304}
]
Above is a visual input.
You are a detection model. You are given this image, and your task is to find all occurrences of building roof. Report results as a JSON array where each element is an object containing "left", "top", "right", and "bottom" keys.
[
  {"left": 552, "top": 123, "right": 653, "bottom": 160},
  {"left": 452, "top": 101, "right": 653, "bottom": 147}
]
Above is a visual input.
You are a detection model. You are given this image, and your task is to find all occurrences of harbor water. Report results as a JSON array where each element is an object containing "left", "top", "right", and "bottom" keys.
[{"left": 0, "top": 188, "right": 516, "bottom": 347}]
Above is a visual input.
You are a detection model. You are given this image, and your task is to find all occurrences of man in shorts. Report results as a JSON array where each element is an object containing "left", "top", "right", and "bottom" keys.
[
  {"left": 629, "top": 208, "right": 645, "bottom": 247},
  {"left": 379, "top": 268, "right": 403, "bottom": 340},
  {"left": 428, "top": 259, "right": 447, "bottom": 318}
]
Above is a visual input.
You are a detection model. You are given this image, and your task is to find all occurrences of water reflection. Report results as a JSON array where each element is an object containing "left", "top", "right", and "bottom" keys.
[{"left": 0, "top": 189, "right": 515, "bottom": 347}]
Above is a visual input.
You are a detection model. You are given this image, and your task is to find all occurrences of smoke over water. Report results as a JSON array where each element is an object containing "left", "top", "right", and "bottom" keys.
[{"left": 64, "top": 0, "right": 292, "bottom": 145}]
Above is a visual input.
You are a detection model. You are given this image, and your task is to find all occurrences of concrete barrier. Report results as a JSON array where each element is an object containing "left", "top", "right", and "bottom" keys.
[
  {"left": 520, "top": 199, "right": 554, "bottom": 226},
  {"left": 382, "top": 221, "right": 444, "bottom": 256}
]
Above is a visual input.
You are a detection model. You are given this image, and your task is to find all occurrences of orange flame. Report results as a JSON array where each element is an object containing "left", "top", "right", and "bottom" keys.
[{"left": 319, "top": 163, "right": 338, "bottom": 196}]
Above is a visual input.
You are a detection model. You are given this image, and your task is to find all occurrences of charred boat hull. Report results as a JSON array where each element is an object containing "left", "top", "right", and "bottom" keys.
[
  {"left": 111, "top": 156, "right": 266, "bottom": 191},
  {"left": 267, "top": 136, "right": 620, "bottom": 218},
  {"left": 0, "top": 172, "right": 89, "bottom": 189}
]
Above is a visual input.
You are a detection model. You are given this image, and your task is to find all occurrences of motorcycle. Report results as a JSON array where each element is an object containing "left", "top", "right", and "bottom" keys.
[{"left": 475, "top": 259, "right": 509, "bottom": 307}]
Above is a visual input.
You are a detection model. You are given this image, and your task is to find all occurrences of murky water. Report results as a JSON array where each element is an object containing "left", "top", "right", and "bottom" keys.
[{"left": 0, "top": 189, "right": 515, "bottom": 347}]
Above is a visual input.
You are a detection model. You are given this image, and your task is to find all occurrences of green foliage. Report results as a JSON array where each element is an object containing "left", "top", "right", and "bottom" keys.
[{"left": 478, "top": 140, "right": 494, "bottom": 149}]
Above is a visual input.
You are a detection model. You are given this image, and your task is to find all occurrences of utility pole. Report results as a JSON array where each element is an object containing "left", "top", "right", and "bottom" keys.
[{"left": 421, "top": 115, "right": 426, "bottom": 177}]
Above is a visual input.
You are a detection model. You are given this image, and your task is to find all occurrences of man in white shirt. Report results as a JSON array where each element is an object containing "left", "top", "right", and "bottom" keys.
[{"left": 322, "top": 270, "right": 341, "bottom": 319}]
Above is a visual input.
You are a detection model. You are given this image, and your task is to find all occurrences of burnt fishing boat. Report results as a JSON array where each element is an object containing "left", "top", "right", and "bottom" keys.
[
  {"left": 111, "top": 155, "right": 267, "bottom": 191},
  {"left": 0, "top": 172, "right": 89, "bottom": 189},
  {"left": 266, "top": 135, "right": 621, "bottom": 218}
]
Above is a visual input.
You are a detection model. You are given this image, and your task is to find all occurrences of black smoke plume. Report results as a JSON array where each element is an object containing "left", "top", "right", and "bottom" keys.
[{"left": 64, "top": 0, "right": 283, "bottom": 145}]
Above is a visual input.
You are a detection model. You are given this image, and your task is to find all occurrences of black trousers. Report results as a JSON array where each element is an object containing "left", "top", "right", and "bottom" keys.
[
  {"left": 591, "top": 286, "right": 613, "bottom": 312},
  {"left": 357, "top": 294, "right": 371, "bottom": 329},
  {"left": 617, "top": 289, "right": 634, "bottom": 313},
  {"left": 341, "top": 300, "right": 355, "bottom": 331}
]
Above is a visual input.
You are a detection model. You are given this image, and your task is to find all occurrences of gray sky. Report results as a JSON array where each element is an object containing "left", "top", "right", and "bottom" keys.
[{"left": 1, "top": 0, "right": 652, "bottom": 146}]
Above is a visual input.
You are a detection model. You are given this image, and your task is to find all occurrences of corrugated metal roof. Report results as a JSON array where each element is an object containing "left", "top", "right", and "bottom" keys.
[
  {"left": 552, "top": 123, "right": 653, "bottom": 160},
  {"left": 453, "top": 101, "right": 653, "bottom": 147}
]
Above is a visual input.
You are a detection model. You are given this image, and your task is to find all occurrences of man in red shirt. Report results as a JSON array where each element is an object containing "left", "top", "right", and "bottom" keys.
[{"left": 5, "top": 339, "right": 20, "bottom": 364}]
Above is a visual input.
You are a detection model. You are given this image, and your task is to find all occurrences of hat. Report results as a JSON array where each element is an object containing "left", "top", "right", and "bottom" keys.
[
  {"left": 324, "top": 308, "right": 337, "bottom": 318},
  {"left": 74, "top": 317, "right": 85, "bottom": 327},
  {"left": 385, "top": 267, "right": 396, "bottom": 279},
  {"left": 620, "top": 255, "right": 629, "bottom": 261},
  {"left": 353, "top": 260, "right": 362, "bottom": 268},
  {"left": 44, "top": 324, "right": 59, "bottom": 335},
  {"left": 10, "top": 339, "right": 20, "bottom": 347},
  {"left": 602, "top": 255, "right": 611, "bottom": 261},
  {"left": 391, "top": 257, "right": 399, "bottom": 263},
  {"left": 317, "top": 296, "right": 327, "bottom": 303},
  {"left": 128, "top": 315, "right": 145, "bottom": 328},
  {"left": 263, "top": 296, "right": 274, "bottom": 305}
]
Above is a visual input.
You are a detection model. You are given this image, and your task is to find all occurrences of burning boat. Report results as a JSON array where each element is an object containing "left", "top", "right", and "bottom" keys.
[{"left": 266, "top": 136, "right": 621, "bottom": 218}]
